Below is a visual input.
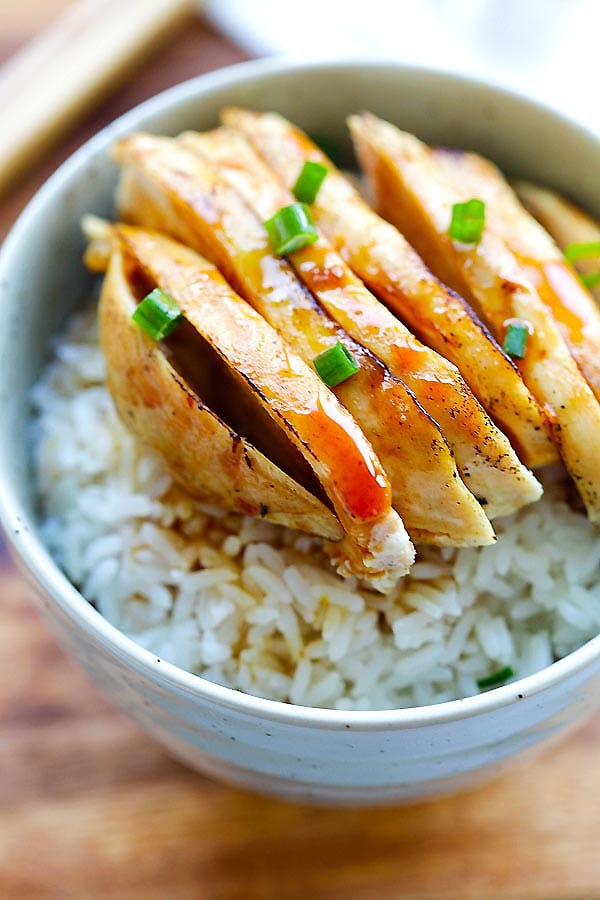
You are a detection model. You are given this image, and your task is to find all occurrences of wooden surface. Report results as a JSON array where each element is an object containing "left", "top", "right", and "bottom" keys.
[
  {"left": 2, "top": 3, "right": 600, "bottom": 898},
  {"left": 0, "top": 0, "right": 195, "bottom": 194}
]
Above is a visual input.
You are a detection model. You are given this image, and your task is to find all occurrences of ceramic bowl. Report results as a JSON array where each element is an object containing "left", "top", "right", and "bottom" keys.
[{"left": 2, "top": 59, "right": 600, "bottom": 805}]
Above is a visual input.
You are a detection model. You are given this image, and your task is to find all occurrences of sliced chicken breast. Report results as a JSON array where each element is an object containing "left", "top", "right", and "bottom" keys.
[
  {"left": 433, "top": 148, "right": 600, "bottom": 400},
  {"left": 180, "top": 126, "right": 541, "bottom": 520},
  {"left": 113, "top": 133, "right": 495, "bottom": 547},
  {"left": 514, "top": 181, "right": 600, "bottom": 305},
  {"left": 88, "top": 218, "right": 413, "bottom": 589},
  {"left": 350, "top": 113, "right": 600, "bottom": 523},
  {"left": 222, "top": 107, "right": 556, "bottom": 472}
]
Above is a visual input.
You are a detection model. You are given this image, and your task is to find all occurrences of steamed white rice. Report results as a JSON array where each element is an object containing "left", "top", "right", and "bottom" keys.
[{"left": 31, "top": 307, "right": 600, "bottom": 710}]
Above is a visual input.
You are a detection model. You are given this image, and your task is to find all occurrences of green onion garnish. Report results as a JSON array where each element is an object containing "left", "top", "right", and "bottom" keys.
[
  {"left": 264, "top": 203, "right": 319, "bottom": 255},
  {"left": 292, "top": 161, "right": 328, "bottom": 204},
  {"left": 564, "top": 240, "right": 600, "bottom": 263},
  {"left": 448, "top": 198, "right": 486, "bottom": 244},
  {"left": 132, "top": 288, "right": 182, "bottom": 341},
  {"left": 477, "top": 666, "right": 515, "bottom": 690},
  {"left": 582, "top": 271, "right": 600, "bottom": 289},
  {"left": 562, "top": 243, "right": 600, "bottom": 289},
  {"left": 313, "top": 341, "right": 360, "bottom": 388},
  {"left": 502, "top": 320, "right": 529, "bottom": 359}
]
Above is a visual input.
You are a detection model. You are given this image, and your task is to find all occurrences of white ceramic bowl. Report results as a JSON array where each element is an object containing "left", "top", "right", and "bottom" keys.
[{"left": 2, "top": 59, "right": 600, "bottom": 805}]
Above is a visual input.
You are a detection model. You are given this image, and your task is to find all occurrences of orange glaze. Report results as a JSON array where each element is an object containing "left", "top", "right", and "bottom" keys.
[
  {"left": 286, "top": 390, "right": 391, "bottom": 523},
  {"left": 519, "top": 257, "right": 598, "bottom": 345},
  {"left": 296, "top": 246, "right": 439, "bottom": 375},
  {"left": 296, "top": 247, "right": 347, "bottom": 292},
  {"left": 215, "top": 249, "right": 390, "bottom": 525},
  {"left": 295, "top": 245, "right": 366, "bottom": 310},
  {"left": 287, "top": 125, "right": 319, "bottom": 160}
]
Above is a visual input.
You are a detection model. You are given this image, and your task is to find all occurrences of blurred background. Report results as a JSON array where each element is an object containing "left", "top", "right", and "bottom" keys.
[
  {"left": 1, "top": 0, "right": 598, "bottom": 215},
  {"left": 2, "top": 2, "right": 600, "bottom": 899},
  {"left": 208, "top": 0, "right": 599, "bottom": 130}
]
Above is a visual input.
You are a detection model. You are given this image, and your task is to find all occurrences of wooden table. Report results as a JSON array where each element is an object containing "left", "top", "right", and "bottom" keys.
[{"left": 2, "top": 4, "right": 600, "bottom": 898}]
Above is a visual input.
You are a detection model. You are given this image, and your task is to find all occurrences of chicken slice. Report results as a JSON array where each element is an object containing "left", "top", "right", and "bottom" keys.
[
  {"left": 513, "top": 181, "right": 600, "bottom": 305},
  {"left": 95, "top": 244, "right": 340, "bottom": 539},
  {"left": 88, "top": 219, "right": 413, "bottom": 589},
  {"left": 432, "top": 148, "right": 600, "bottom": 400},
  {"left": 350, "top": 113, "right": 600, "bottom": 523},
  {"left": 113, "top": 133, "right": 495, "bottom": 547},
  {"left": 222, "top": 107, "right": 556, "bottom": 471},
  {"left": 180, "top": 126, "right": 541, "bottom": 520}
]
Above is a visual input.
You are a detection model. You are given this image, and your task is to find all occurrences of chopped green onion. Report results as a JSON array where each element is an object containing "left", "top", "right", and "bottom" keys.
[
  {"left": 313, "top": 341, "right": 360, "bottom": 388},
  {"left": 264, "top": 203, "right": 319, "bottom": 255},
  {"left": 564, "top": 240, "right": 600, "bottom": 263},
  {"left": 293, "top": 161, "right": 328, "bottom": 204},
  {"left": 582, "top": 271, "right": 600, "bottom": 289},
  {"left": 448, "top": 198, "right": 486, "bottom": 244},
  {"left": 477, "top": 666, "right": 515, "bottom": 690},
  {"left": 502, "top": 320, "right": 529, "bottom": 359},
  {"left": 132, "top": 288, "right": 182, "bottom": 340},
  {"left": 563, "top": 241, "right": 600, "bottom": 289}
]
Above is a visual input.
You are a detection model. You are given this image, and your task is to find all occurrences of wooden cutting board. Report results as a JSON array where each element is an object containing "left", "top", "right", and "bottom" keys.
[{"left": 2, "top": 5, "right": 600, "bottom": 898}]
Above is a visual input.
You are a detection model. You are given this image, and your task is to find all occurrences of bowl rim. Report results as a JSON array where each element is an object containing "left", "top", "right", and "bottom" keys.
[{"left": 2, "top": 54, "right": 600, "bottom": 731}]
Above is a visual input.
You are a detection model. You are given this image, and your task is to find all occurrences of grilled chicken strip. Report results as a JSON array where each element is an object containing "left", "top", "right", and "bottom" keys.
[
  {"left": 432, "top": 148, "right": 600, "bottom": 400},
  {"left": 88, "top": 219, "right": 413, "bottom": 589},
  {"left": 350, "top": 113, "right": 600, "bottom": 523},
  {"left": 94, "top": 242, "right": 340, "bottom": 540},
  {"left": 222, "top": 107, "right": 556, "bottom": 471},
  {"left": 514, "top": 181, "right": 600, "bottom": 305},
  {"left": 181, "top": 126, "right": 541, "bottom": 520},
  {"left": 113, "top": 133, "right": 495, "bottom": 547}
]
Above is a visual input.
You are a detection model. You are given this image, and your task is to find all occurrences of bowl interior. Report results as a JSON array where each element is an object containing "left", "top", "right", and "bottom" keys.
[{"left": 2, "top": 59, "right": 600, "bottom": 718}]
